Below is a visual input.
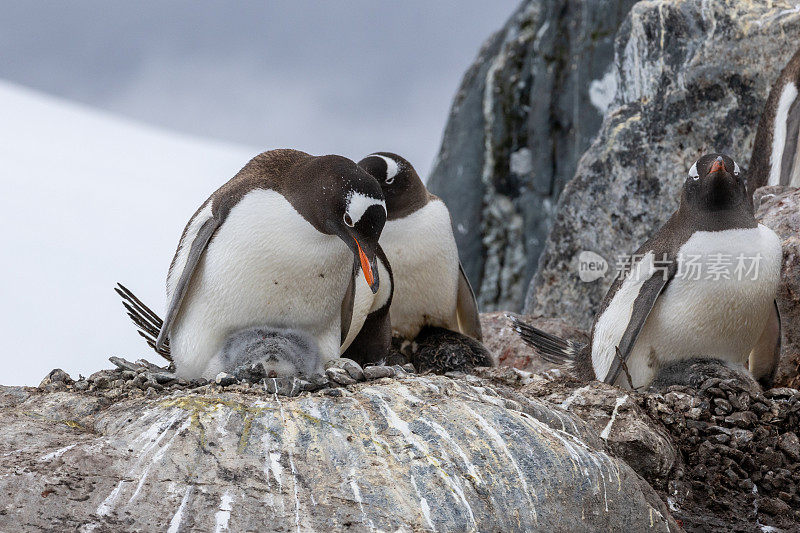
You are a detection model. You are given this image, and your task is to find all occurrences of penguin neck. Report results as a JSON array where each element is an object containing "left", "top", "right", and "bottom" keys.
[
  {"left": 677, "top": 200, "right": 757, "bottom": 232},
  {"left": 386, "top": 181, "right": 429, "bottom": 220}
]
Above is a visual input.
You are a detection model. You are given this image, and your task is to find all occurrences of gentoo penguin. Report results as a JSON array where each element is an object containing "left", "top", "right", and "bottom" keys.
[
  {"left": 117, "top": 149, "right": 391, "bottom": 379},
  {"left": 356, "top": 152, "right": 483, "bottom": 341},
  {"left": 513, "top": 154, "right": 783, "bottom": 389},
  {"left": 748, "top": 47, "right": 800, "bottom": 196}
]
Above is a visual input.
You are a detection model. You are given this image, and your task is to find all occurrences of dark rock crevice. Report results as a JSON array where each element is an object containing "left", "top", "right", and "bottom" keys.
[{"left": 428, "top": 0, "right": 638, "bottom": 312}]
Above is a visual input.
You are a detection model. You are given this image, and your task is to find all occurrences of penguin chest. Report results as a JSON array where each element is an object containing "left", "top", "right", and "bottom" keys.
[
  {"left": 172, "top": 189, "right": 351, "bottom": 372},
  {"left": 628, "top": 225, "right": 782, "bottom": 386},
  {"left": 380, "top": 201, "right": 460, "bottom": 339}
]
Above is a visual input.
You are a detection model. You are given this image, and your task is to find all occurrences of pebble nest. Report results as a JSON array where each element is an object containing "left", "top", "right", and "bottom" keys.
[
  {"left": 37, "top": 356, "right": 418, "bottom": 400},
  {"left": 644, "top": 379, "right": 800, "bottom": 532}
]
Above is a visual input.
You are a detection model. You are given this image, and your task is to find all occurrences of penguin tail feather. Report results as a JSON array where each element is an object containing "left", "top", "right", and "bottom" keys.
[
  {"left": 509, "top": 315, "right": 582, "bottom": 367},
  {"left": 114, "top": 283, "right": 172, "bottom": 362}
]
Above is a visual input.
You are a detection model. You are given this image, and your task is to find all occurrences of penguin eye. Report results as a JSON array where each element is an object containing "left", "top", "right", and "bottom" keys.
[
  {"left": 343, "top": 213, "right": 354, "bottom": 227},
  {"left": 385, "top": 175, "right": 395, "bottom": 185},
  {"left": 733, "top": 161, "right": 740, "bottom": 176}
]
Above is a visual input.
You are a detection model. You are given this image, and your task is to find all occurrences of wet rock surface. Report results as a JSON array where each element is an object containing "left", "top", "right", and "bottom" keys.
[
  {"left": 1, "top": 370, "right": 678, "bottom": 532},
  {"left": 755, "top": 186, "right": 800, "bottom": 389},
  {"left": 526, "top": 1, "right": 800, "bottom": 327},
  {"left": 427, "top": 0, "right": 637, "bottom": 312}
]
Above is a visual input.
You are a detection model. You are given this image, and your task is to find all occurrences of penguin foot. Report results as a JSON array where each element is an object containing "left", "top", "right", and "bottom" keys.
[{"left": 410, "top": 326, "right": 492, "bottom": 375}]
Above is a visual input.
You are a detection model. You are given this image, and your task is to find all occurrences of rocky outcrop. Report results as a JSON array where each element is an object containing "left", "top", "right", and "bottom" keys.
[
  {"left": 526, "top": 1, "right": 800, "bottom": 327},
  {"left": 479, "top": 362, "right": 800, "bottom": 532},
  {"left": 0, "top": 374, "right": 678, "bottom": 532},
  {"left": 428, "top": 0, "right": 637, "bottom": 312},
  {"left": 755, "top": 186, "right": 800, "bottom": 388}
]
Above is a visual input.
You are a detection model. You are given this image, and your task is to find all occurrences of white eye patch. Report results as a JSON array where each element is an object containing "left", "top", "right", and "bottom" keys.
[
  {"left": 369, "top": 154, "right": 400, "bottom": 184},
  {"left": 688, "top": 160, "right": 699, "bottom": 180},
  {"left": 733, "top": 161, "right": 740, "bottom": 176},
  {"left": 346, "top": 190, "right": 386, "bottom": 225}
]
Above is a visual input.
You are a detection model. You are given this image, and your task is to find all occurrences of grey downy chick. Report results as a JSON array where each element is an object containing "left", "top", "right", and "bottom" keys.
[{"left": 209, "top": 326, "right": 325, "bottom": 382}]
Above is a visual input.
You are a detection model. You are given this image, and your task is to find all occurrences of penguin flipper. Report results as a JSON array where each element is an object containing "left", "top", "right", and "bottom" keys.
[
  {"left": 749, "top": 300, "right": 782, "bottom": 387},
  {"left": 601, "top": 261, "right": 676, "bottom": 385},
  {"left": 510, "top": 316, "right": 583, "bottom": 366},
  {"left": 340, "top": 262, "right": 356, "bottom": 345},
  {"left": 456, "top": 261, "right": 483, "bottom": 341},
  {"left": 156, "top": 216, "right": 219, "bottom": 350},
  {"left": 114, "top": 283, "right": 172, "bottom": 361}
]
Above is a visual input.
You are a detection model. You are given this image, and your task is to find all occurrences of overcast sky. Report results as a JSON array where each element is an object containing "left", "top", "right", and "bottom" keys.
[
  {"left": 1, "top": 1, "right": 519, "bottom": 176},
  {"left": 0, "top": 2, "right": 520, "bottom": 385}
]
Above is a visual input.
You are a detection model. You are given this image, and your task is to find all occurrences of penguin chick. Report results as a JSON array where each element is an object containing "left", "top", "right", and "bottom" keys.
[
  {"left": 410, "top": 326, "right": 492, "bottom": 375},
  {"left": 209, "top": 326, "right": 325, "bottom": 381},
  {"left": 648, "top": 357, "right": 761, "bottom": 395}
]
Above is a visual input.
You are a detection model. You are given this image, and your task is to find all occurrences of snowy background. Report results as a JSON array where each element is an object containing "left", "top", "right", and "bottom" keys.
[{"left": 0, "top": 2, "right": 517, "bottom": 385}]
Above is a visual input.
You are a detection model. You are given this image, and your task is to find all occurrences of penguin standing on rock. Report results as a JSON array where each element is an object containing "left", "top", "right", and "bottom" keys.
[
  {"left": 358, "top": 152, "right": 490, "bottom": 373},
  {"left": 514, "top": 154, "right": 783, "bottom": 389},
  {"left": 118, "top": 149, "right": 392, "bottom": 380},
  {"left": 748, "top": 47, "right": 800, "bottom": 196}
]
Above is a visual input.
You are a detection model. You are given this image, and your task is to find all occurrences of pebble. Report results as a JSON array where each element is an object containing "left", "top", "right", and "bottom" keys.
[
  {"left": 108, "top": 356, "right": 144, "bottom": 373},
  {"left": 263, "top": 377, "right": 305, "bottom": 397},
  {"left": 326, "top": 367, "right": 357, "bottom": 386},
  {"left": 325, "top": 358, "right": 365, "bottom": 381},
  {"left": 214, "top": 373, "right": 237, "bottom": 387},
  {"left": 363, "top": 366, "right": 395, "bottom": 380}
]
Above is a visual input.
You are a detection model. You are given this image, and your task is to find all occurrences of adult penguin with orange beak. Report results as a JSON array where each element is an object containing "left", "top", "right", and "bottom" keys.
[
  {"left": 145, "top": 149, "right": 391, "bottom": 380},
  {"left": 514, "top": 154, "right": 782, "bottom": 389}
]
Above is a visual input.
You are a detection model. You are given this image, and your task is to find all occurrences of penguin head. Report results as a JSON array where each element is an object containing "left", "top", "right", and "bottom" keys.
[
  {"left": 683, "top": 153, "right": 748, "bottom": 212},
  {"left": 358, "top": 152, "right": 428, "bottom": 219},
  {"left": 299, "top": 155, "right": 386, "bottom": 294}
]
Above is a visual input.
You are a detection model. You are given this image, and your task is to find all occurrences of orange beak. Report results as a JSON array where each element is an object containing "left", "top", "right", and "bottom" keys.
[
  {"left": 355, "top": 238, "right": 374, "bottom": 287},
  {"left": 709, "top": 158, "right": 725, "bottom": 174}
]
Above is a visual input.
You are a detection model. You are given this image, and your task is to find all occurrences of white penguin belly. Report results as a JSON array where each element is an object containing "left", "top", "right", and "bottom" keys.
[
  {"left": 380, "top": 200, "right": 460, "bottom": 339},
  {"left": 622, "top": 225, "right": 782, "bottom": 388},
  {"left": 169, "top": 189, "right": 351, "bottom": 379}
]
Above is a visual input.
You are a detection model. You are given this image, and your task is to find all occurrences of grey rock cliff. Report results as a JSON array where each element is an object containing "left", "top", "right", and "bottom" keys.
[
  {"left": 0, "top": 377, "right": 679, "bottom": 532},
  {"left": 526, "top": 1, "right": 800, "bottom": 327},
  {"left": 428, "top": 0, "right": 637, "bottom": 312}
]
